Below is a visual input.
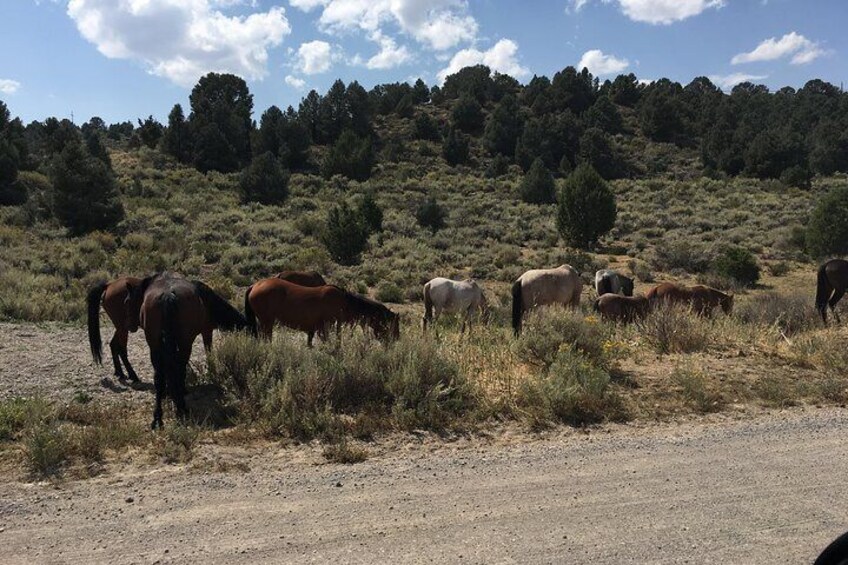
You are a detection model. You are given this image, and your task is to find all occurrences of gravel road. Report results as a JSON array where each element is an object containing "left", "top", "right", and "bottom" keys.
[{"left": 1, "top": 407, "right": 847, "bottom": 564}]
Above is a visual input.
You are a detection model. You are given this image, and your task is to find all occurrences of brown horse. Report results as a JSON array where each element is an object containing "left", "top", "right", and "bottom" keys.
[
  {"left": 816, "top": 259, "right": 848, "bottom": 324},
  {"left": 87, "top": 277, "right": 142, "bottom": 382},
  {"left": 646, "top": 283, "right": 733, "bottom": 316},
  {"left": 276, "top": 270, "right": 327, "bottom": 287},
  {"left": 127, "top": 272, "right": 247, "bottom": 429},
  {"left": 594, "top": 294, "right": 650, "bottom": 324},
  {"left": 244, "top": 278, "right": 400, "bottom": 346}
]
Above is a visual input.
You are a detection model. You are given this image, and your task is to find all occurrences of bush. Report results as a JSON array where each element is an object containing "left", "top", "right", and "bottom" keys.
[
  {"left": 712, "top": 246, "right": 760, "bottom": 287},
  {"left": 451, "top": 95, "right": 484, "bottom": 134},
  {"left": 375, "top": 281, "right": 404, "bottom": 303},
  {"left": 442, "top": 126, "right": 469, "bottom": 166},
  {"left": 322, "top": 129, "right": 375, "bottom": 182},
  {"left": 639, "top": 304, "right": 713, "bottom": 354},
  {"left": 807, "top": 186, "right": 848, "bottom": 258},
  {"left": 414, "top": 113, "right": 441, "bottom": 141},
  {"left": 239, "top": 152, "right": 290, "bottom": 205},
  {"left": 517, "top": 350, "right": 627, "bottom": 427},
  {"left": 671, "top": 364, "right": 724, "bottom": 413},
  {"left": 321, "top": 201, "right": 370, "bottom": 265},
  {"left": 416, "top": 196, "right": 447, "bottom": 233},
  {"left": 25, "top": 424, "right": 68, "bottom": 477},
  {"left": 735, "top": 293, "right": 819, "bottom": 336},
  {"left": 357, "top": 191, "right": 383, "bottom": 233},
  {"left": 780, "top": 165, "right": 812, "bottom": 189},
  {"left": 519, "top": 158, "right": 556, "bottom": 204},
  {"left": 557, "top": 163, "right": 617, "bottom": 249},
  {"left": 652, "top": 240, "right": 711, "bottom": 274},
  {"left": 513, "top": 308, "right": 613, "bottom": 370}
]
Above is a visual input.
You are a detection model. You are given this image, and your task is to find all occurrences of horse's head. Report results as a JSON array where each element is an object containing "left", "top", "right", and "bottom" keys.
[
  {"left": 720, "top": 293, "right": 734, "bottom": 315},
  {"left": 371, "top": 309, "right": 400, "bottom": 342},
  {"left": 620, "top": 276, "right": 635, "bottom": 297}
]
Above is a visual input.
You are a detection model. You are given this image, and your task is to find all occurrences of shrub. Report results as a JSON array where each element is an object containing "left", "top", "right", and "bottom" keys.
[
  {"left": 807, "top": 186, "right": 848, "bottom": 258},
  {"left": 671, "top": 364, "right": 724, "bottom": 413},
  {"left": 519, "top": 158, "right": 556, "bottom": 204},
  {"left": 322, "top": 129, "right": 375, "bottom": 181},
  {"left": 357, "top": 191, "right": 383, "bottom": 233},
  {"left": 25, "top": 424, "right": 68, "bottom": 478},
  {"left": 416, "top": 196, "right": 447, "bottom": 233},
  {"left": 514, "top": 308, "right": 613, "bottom": 370},
  {"left": 239, "top": 152, "right": 290, "bottom": 205},
  {"left": 451, "top": 95, "right": 484, "bottom": 134},
  {"left": 375, "top": 281, "right": 404, "bottom": 303},
  {"left": 321, "top": 202, "right": 370, "bottom": 265},
  {"left": 712, "top": 246, "right": 760, "bottom": 287},
  {"left": 442, "top": 126, "right": 469, "bottom": 166},
  {"left": 414, "top": 113, "right": 441, "bottom": 141},
  {"left": 780, "top": 165, "right": 812, "bottom": 189},
  {"left": 485, "top": 154, "right": 510, "bottom": 178},
  {"left": 557, "top": 163, "right": 617, "bottom": 249},
  {"left": 652, "top": 241, "right": 711, "bottom": 274},
  {"left": 639, "top": 304, "right": 712, "bottom": 354},
  {"left": 736, "top": 293, "right": 819, "bottom": 336},
  {"left": 517, "top": 350, "right": 627, "bottom": 427},
  {"left": 627, "top": 259, "right": 654, "bottom": 282}
]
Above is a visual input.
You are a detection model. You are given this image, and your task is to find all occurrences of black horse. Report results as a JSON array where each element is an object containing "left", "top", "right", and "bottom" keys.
[
  {"left": 126, "top": 272, "right": 247, "bottom": 429},
  {"left": 815, "top": 259, "right": 848, "bottom": 324}
]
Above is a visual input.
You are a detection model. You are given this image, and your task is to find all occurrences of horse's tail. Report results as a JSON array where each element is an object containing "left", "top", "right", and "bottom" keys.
[
  {"left": 194, "top": 281, "right": 247, "bottom": 332},
  {"left": 511, "top": 279, "right": 523, "bottom": 335},
  {"left": 244, "top": 285, "right": 257, "bottom": 337},
  {"left": 160, "top": 292, "right": 182, "bottom": 401},
  {"left": 87, "top": 280, "right": 109, "bottom": 365},
  {"left": 815, "top": 262, "right": 832, "bottom": 321},
  {"left": 423, "top": 283, "right": 433, "bottom": 326}
]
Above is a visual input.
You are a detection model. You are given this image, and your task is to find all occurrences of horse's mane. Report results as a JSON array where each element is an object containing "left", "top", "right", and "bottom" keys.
[
  {"left": 193, "top": 280, "right": 248, "bottom": 331},
  {"left": 343, "top": 289, "right": 395, "bottom": 318}
]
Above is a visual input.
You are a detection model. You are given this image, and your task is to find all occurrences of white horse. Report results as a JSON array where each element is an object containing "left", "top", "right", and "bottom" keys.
[
  {"left": 423, "top": 278, "right": 488, "bottom": 332},
  {"left": 512, "top": 265, "right": 582, "bottom": 334},
  {"left": 594, "top": 269, "right": 634, "bottom": 297}
]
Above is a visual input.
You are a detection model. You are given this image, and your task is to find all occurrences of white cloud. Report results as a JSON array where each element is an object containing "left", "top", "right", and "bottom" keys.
[
  {"left": 731, "top": 32, "right": 827, "bottom": 65},
  {"left": 313, "top": 0, "right": 477, "bottom": 51},
  {"left": 285, "top": 74, "right": 306, "bottom": 89},
  {"left": 569, "top": 0, "right": 724, "bottom": 24},
  {"left": 295, "top": 40, "right": 337, "bottom": 74},
  {"left": 577, "top": 49, "right": 629, "bottom": 75},
  {"left": 709, "top": 72, "right": 768, "bottom": 91},
  {"left": 437, "top": 38, "right": 529, "bottom": 84},
  {"left": 0, "top": 79, "right": 21, "bottom": 95},
  {"left": 289, "top": 0, "right": 329, "bottom": 11},
  {"left": 66, "top": 0, "right": 291, "bottom": 87},
  {"left": 365, "top": 32, "right": 412, "bottom": 69}
]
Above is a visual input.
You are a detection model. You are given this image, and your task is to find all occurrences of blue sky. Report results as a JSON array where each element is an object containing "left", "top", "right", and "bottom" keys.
[{"left": 1, "top": 0, "right": 846, "bottom": 124}]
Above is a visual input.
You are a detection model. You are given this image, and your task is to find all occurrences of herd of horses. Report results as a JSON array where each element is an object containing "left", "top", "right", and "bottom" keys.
[{"left": 87, "top": 258, "right": 848, "bottom": 429}]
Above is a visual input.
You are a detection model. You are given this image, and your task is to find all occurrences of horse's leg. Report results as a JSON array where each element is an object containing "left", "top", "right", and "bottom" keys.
[
  {"left": 830, "top": 288, "right": 845, "bottom": 324},
  {"left": 109, "top": 331, "right": 126, "bottom": 380},
  {"left": 259, "top": 320, "right": 273, "bottom": 341},
  {"left": 307, "top": 330, "right": 315, "bottom": 348},
  {"left": 172, "top": 350, "right": 190, "bottom": 422},
  {"left": 116, "top": 329, "right": 139, "bottom": 382},
  {"left": 151, "top": 350, "right": 165, "bottom": 430},
  {"left": 202, "top": 326, "right": 213, "bottom": 352}
]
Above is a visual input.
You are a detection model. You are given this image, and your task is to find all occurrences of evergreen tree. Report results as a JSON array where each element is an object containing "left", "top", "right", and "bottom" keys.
[
  {"left": 239, "top": 152, "right": 290, "bottom": 205},
  {"left": 585, "top": 95, "right": 623, "bottom": 134},
  {"left": 807, "top": 186, "right": 848, "bottom": 258},
  {"left": 442, "top": 126, "right": 470, "bottom": 166},
  {"left": 519, "top": 158, "right": 556, "bottom": 204},
  {"left": 451, "top": 95, "right": 484, "bottom": 134},
  {"left": 415, "top": 196, "right": 447, "bottom": 233},
  {"left": 188, "top": 73, "right": 253, "bottom": 171},
  {"left": 162, "top": 104, "right": 191, "bottom": 163},
  {"left": 358, "top": 191, "right": 383, "bottom": 233},
  {"left": 414, "top": 113, "right": 441, "bottom": 142},
  {"left": 136, "top": 116, "right": 163, "bottom": 149},
  {"left": 557, "top": 163, "right": 616, "bottom": 249},
  {"left": 51, "top": 140, "right": 123, "bottom": 234},
  {"left": 578, "top": 127, "right": 623, "bottom": 179},
  {"left": 322, "top": 201, "right": 369, "bottom": 265},
  {"left": 483, "top": 94, "right": 523, "bottom": 157},
  {"left": 321, "top": 129, "right": 374, "bottom": 181},
  {"left": 193, "top": 123, "right": 238, "bottom": 174}
]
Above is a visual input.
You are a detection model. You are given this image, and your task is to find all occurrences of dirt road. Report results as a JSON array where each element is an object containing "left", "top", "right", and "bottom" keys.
[{"left": 1, "top": 407, "right": 846, "bottom": 564}]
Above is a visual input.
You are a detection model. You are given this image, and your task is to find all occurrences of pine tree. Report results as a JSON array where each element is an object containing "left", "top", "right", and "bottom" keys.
[
  {"left": 442, "top": 126, "right": 470, "bottom": 166},
  {"left": 519, "top": 158, "right": 556, "bottom": 204},
  {"left": 239, "top": 152, "right": 290, "bottom": 205},
  {"left": 557, "top": 163, "right": 616, "bottom": 249},
  {"left": 322, "top": 201, "right": 370, "bottom": 265},
  {"left": 483, "top": 94, "right": 523, "bottom": 157}
]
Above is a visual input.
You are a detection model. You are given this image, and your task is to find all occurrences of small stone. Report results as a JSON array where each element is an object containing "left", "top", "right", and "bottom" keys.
[{"left": 125, "top": 497, "right": 134, "bottom": 504}]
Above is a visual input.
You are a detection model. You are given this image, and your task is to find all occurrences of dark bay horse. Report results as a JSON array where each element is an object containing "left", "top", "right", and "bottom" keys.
[
  {"left": 594, "top": 294, "right": 650, "bottom": 324},
  {"left": 276, "top": 270, "right": 327, "bottom": 287},
  {"left": 87, "top": 276, "right": 142, "bottom": 382},
  {"left": 646, "top": 283, "right": 733, "bottom": 316},
  {"left": 127, "top": 273, "right": 247, "bottom": 429},
  {"left": 245, "top": 278, "right": 400, "bottom": 346},
  {"left": 816, "top": 259, "right": 848, "bottom": 324}
]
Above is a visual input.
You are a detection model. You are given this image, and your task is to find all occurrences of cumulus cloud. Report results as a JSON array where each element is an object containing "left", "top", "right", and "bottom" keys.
[
  {"left": 310, "top": 0, "right": 477, "bottom": 51},
  {"left": 569, "top": 0, "right": 724, "bottom": 24},
  {"left": 289, "top": 0, "right": 329, "bottom": 11},
  {"left": 709, "top": 72, "right": 768, "bottom": 91},
  {"left": 66, "top": 0, "right": 291, "bottom": 87},
  {"left": 294, "top": 40, "right": 338, "bottom": 74},
  {"left": 731, "top": 32, "right": 827, "bottom": 65},
  {"left": 365, "top": 32, "right": 412, "bottom": 70},
  {"left": 437, "top": 39, "right": 529, "bottom": 84},
  {"left": 285, "top": 74, "right": 307, "bottom": 89},
  {"left": 0, "top": 79, "right": 21, "bottom": 95},
  {"left": 577, "top": 49, "right": 629, "bottom": 75}
]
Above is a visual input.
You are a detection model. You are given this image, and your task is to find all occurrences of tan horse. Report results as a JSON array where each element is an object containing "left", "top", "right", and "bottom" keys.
[
  {"left": 646, "top": 283, "right": 733, "bottom": 316},
  {"left": 594, "top": 294, "right": 650, "bottom": 323},
  {"left": 511, "top": 265, "right": 582, "bottom": 334}
]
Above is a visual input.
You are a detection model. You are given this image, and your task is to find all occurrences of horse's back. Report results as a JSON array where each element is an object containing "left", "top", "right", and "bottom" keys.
[
  {"left": 519, "top": 265, "right": 581, "bottom": 307},
  {"left": 276, "top": 270, "right": 327, "bottom": 287},
  {"left": 249, "top": 278, "right": 346, "bottom": 329}
]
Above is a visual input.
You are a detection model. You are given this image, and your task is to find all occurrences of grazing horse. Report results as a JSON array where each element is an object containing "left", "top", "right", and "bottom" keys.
[
  {"left": 594, "top": 269, "right": 634, "bottom": 297},
  {"left": 646, "top": 283, "right": 733, "bottom": 316},
  {"left": 423, "top": 277, "right": 488, "bottom": 332},
  {"left": 245, "top": 278, "right": 400, "bottom": 346},
  {"left": 815, "top": 259, "right": 848, "bottom": 324},
  {"left": 594, "top": 294, "right": 650, "bottom": 324},
  {"left": 276, "top": 270, "right": 327, "bottom": 287},
  {"left": 87, "top": 276, "right": 142, "bottom": 382},
  {"left": 127, "top": 272, "right": 247, "bottom": 429},
  {"left": 511, "top": 265, "right": 582, "bottom": 335}
]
